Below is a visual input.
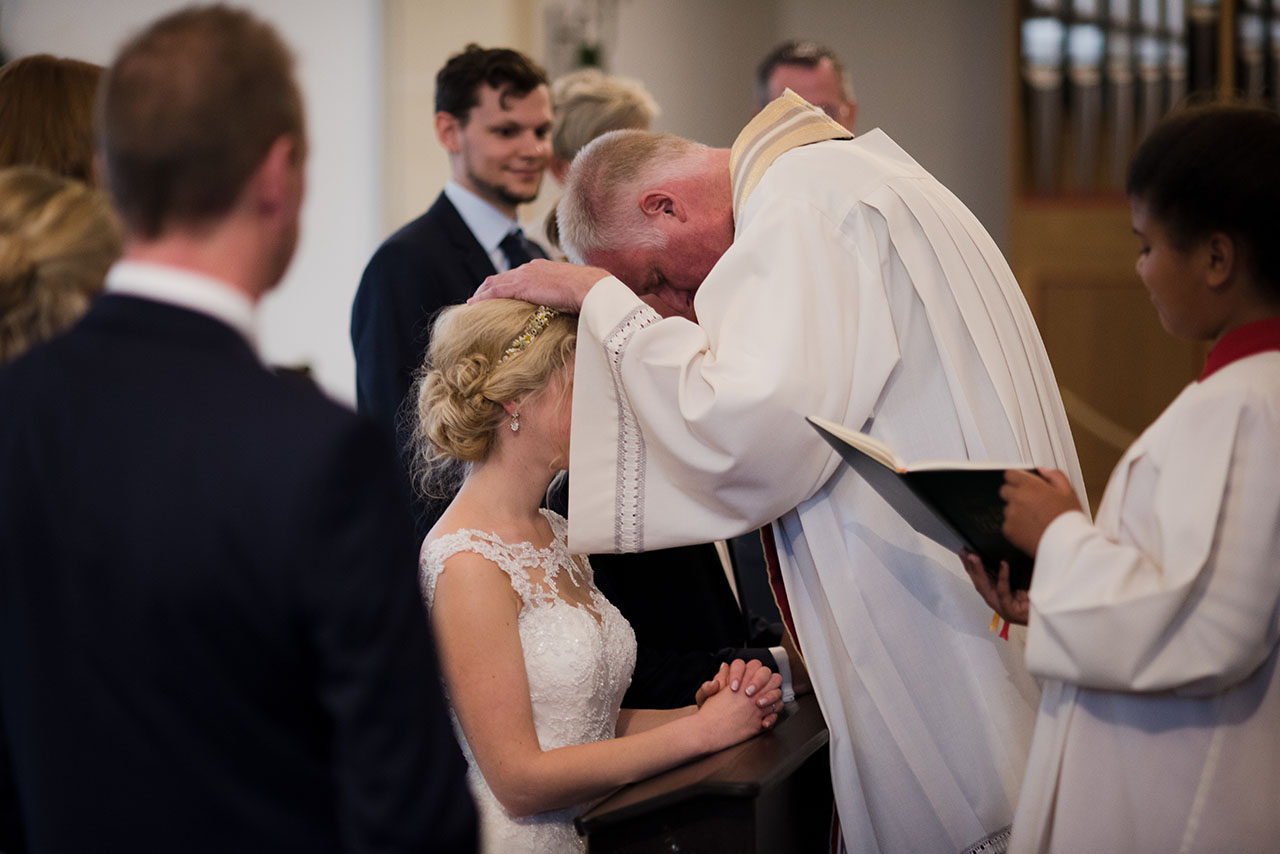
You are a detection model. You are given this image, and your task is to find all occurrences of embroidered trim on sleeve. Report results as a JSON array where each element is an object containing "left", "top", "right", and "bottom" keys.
[
  {"left": 603, "top": 304, "right": 661, "bottom": 553},
  {"left": 961, "top": 825, "right": 1012, "bottom": 854}
]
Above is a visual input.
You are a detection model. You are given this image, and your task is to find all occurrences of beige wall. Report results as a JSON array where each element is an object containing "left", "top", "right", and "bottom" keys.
[
  {"left": 777, "top": 0, "right": 1014, "bottom": 247},
  {"left": 609, "top": 0, "right": 780, "bottom": 147}
]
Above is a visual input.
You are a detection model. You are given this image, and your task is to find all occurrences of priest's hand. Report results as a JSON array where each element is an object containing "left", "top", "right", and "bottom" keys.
[
  {"left": 1000, "top": 468, "right": 1082, "bottom": 555},
  {"left": 471, "top": 259, "right": 609, "bottom": 313},
  {"left": 961, "top": 550, "right": 1029, "bottom": 626}
]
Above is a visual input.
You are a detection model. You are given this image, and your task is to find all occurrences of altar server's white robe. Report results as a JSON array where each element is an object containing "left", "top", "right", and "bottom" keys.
[
  {"left": 568, "top": 130, "right": 1084, "bottom": 854},
  {"left": 1011, "top": 351, "right": 1280, "bottom": 854}
]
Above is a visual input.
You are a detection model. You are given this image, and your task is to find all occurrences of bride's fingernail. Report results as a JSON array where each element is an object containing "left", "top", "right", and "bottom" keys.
[
  {"left": 731, "top": 679, "right": 740, "bottom": 691},
  {"left": 745, "top": 685, "right": 756, "bottom": 696}
]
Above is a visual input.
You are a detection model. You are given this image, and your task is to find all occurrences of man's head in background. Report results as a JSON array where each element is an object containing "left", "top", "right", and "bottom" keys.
[
  {"left": 756, "top": 40, "right": 857, "bottom": 132},
  {"left": 434, "top": 45, "right": 552, "bottom": 219},
  {"left": 96, "top": 5, "right": 307, "bottom": 295}
]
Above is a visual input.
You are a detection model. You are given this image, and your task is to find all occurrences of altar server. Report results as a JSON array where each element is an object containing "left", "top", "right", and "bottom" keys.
[{"left": 967, "top": 103, "right": 1280, "bottom": 854}]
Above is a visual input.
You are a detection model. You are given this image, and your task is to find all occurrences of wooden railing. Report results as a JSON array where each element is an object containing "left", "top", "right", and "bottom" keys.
[{"left": 577, "top": 693, "right": 833, "bottom": 853}]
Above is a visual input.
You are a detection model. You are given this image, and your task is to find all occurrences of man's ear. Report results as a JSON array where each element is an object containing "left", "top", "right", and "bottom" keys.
[
  {"left": 638, "top": 190, "right": 683, "bottom": 222},
  {"left": 435, "top": 111, "right": 463, "bottom": 154},
  {"left": 1205, "top": 232, "right": 1235, "bottom": 291},
  {"left": 252, "top": 135, "right": 301, "bottom": 220}
]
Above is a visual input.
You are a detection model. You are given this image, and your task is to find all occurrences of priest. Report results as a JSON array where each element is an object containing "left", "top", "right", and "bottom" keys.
[{"left": 473, "top": 91, "right": 1086, "bottom": 854}]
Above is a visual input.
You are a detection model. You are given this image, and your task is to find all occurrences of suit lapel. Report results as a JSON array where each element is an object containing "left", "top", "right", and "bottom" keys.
[{"left": 432, "top": 193, "right": 498, "bottom": 286}]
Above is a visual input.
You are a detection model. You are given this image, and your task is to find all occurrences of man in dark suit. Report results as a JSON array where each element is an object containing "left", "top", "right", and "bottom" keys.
[
  {"left": 0, "top": 8, "right": 475, "bottom": 852},
  {"left": 351, "top": 45, "right": 552, "bottom": 535}
]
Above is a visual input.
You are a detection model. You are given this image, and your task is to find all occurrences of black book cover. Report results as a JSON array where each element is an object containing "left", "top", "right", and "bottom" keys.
[{"left": 807, "top": 416, "right": 1035, "bottom": 590}]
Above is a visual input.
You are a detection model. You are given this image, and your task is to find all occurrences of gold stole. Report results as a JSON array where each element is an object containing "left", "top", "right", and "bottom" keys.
[{"left": 729, "top": 88, "right": 854, "bottom": 224}]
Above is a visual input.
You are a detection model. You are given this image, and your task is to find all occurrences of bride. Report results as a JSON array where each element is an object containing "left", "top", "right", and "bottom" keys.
[{"left": 413, "top": 299, "right": 782, "bottom": 853}]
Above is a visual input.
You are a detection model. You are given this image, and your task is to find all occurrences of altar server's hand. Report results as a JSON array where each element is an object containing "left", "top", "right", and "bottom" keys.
[
  {"left": 961, "top": 550, "right": 1029, "bottom": 626},
  {"left": 471, "top": 259, "right": 609, "bottom": 312},
  {"left": 1000, "top": 468, "right": 1081, "bottom": 556}
]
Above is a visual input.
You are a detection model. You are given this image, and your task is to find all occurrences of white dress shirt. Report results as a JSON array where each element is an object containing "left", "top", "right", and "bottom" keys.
[
  {"left": 106, "top": 260, "right": 259, "bottom": 353},
  {"left": 443, "top": 180, "right": 524, "bottom": 274}
]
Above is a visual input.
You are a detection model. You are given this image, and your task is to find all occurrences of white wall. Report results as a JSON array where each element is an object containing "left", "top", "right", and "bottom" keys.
[{"left": 2, "top": 0, "right": 382, "bottom": 405}]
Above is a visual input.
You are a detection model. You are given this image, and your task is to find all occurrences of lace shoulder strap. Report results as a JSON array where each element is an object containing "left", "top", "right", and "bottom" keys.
[
  {"left": 539, "top": 508, "right": 594, "bottom": 583},
  {"left": 542, "top": 507, "right": 569, "bottom": 542},
  {"left": 419, "top": 528, "right": 546, "bottom": 609}
]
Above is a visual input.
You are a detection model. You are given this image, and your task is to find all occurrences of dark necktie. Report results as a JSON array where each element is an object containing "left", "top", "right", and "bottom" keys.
[{"left": 499, "top": 228, "right": 538, "bottom": 269}]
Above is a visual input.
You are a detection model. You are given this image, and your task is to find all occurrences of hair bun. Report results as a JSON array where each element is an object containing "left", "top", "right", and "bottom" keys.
[
  {"left": 446, "top": 353, "right": 493, "bottom": 401},
  {"left": 0, "top": 234, "right": 38, "bottom": 313}
]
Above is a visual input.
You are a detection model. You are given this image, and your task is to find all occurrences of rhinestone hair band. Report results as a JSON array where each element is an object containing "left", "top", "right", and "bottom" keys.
[{"left": 499, "top": 305, "right": 559, "bottom": 363}]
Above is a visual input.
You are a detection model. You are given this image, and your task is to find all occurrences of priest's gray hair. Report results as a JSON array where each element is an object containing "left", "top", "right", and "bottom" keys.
[{"left": 556, "top": 129, "right": 706, "bottom": 265}]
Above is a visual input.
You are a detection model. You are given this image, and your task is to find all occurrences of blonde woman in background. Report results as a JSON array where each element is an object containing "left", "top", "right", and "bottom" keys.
[
  {"left": 0, "top": 166, "right": 121, "bottom": 365},
  {"left": 414, "top": 298, "right": 782, "bottom": 852},
  {"left": 535, "top": 68, "right": 658, "bottom": 251},
  {"left": 548, "top": 68, "right": 658, "bottom": 183},
  {"left": 0, "top": 54, "right": 103, "bottom": 184}
]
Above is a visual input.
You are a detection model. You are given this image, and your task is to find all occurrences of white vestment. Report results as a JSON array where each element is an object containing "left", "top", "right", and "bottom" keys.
[
  {"left": 1011, "top": 350, "right": 1280, "bottom": 854},
  {"left": 568, "top": 129, "right": 1084, "bottom": 854}
]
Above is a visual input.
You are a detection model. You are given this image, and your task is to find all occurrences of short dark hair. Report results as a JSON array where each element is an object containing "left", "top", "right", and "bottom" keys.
[
  {"left": 434, "top": 44, "right": 548, "bottom": 122},
  {"left": 1127, "top": 103, "right": 1280, "bottom": 298},
  {"left": 755, "top": 40, "right": 849, "bottom": 108},
  {"left": 95, "top": 5, "right": 306, "bottom": 239}
]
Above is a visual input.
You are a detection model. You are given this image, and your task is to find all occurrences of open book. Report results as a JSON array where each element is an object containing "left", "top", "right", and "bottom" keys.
[{"left": 807, "top": 415, "right": 1036, "bottom": 590}]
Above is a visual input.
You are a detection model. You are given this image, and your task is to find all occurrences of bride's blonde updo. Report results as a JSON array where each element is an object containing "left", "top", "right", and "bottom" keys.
[
  {"left": 412, "top": 299, "right": 575, "bottom": 489},
  {"left": 0, "top": 166, "right": 122, "bottom": 364}
]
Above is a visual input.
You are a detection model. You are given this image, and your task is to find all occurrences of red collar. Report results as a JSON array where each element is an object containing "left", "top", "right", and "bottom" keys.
[{"left": 1200, "top": 317, "right": 1280, "bottom": 381}]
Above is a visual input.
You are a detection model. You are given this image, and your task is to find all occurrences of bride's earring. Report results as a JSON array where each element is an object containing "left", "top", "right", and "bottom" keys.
[{"left": 510, "top": 411, "right": 520, "bottom": 432}]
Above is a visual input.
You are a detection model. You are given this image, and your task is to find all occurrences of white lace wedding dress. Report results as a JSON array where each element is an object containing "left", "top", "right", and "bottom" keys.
[{"left": 420, "top": 509, "right": 637, "bottom": 853}]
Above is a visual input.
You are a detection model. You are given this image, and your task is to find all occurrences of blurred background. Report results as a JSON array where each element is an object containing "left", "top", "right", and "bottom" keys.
[
  {"left": 0, "top": 0, "right": 1013, "bottom": 406},
  {"left": 8, "top": 0, "right": 1272, "bottom": 505}
]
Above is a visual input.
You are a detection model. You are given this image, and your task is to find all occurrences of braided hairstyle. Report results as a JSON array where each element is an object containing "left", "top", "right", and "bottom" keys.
[
  {"left": 411, "top": 299, "right": 575, "bottom": 496},
  {"left": 0, "top": 166, "right": 122, "bottom": 364}
]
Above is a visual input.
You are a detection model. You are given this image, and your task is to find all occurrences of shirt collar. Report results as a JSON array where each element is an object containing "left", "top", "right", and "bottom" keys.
[
  {"left": 444, "top": 180, "right": 521, "bottom": 255},
  {"left": 1200, "top": 316, "right": 1280, "bottom": 380},
  {"left": 105, "top": 260, "right": 259, "bottom": 351}
]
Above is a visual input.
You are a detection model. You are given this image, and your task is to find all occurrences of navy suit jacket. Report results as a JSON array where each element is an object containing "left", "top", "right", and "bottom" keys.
[
  {"left": 0, "top": 295, "right": 476, "bottom": 853},
  {"left": 351, "top": 192, "right": 546, "bottom": 535}
]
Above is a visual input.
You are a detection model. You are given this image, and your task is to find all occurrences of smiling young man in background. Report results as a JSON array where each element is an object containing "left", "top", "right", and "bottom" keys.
[{"left": 351, "top": 44, "right": 552, "bottom": 536}]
